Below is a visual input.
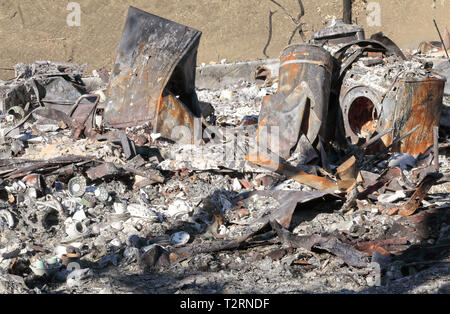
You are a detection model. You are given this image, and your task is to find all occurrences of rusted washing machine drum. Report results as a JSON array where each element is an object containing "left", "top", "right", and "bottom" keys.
[
  {"left": 340, "top": 58, "right": 446, "bottom": 156},
  {"left": 255, "top": 44, "right": 334, "bottom": 159}
]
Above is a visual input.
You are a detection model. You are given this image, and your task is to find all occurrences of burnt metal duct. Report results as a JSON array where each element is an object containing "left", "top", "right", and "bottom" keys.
[
  {"left": 340, "top": 59, "right": 446, "bottom": 156},
  {"left": 253, "top": 44, "right": 334, "bottom": 160},
  {"left": 103, "top": 7, "right": 202, "bottom": 143}
]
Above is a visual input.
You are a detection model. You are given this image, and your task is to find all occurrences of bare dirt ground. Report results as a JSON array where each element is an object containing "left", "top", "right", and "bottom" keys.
[{"left": 0, "top": 0, "right": 450, "bottom": 80}]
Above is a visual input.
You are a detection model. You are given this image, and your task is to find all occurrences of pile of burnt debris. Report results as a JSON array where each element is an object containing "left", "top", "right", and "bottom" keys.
[{"left": 0, "top": 7, "right": 449, "bottom": 293}]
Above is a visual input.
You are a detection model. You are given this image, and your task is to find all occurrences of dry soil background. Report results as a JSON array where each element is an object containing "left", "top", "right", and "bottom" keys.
[{"left": 0, "top": 0, "right": 449, "bottom": 79}]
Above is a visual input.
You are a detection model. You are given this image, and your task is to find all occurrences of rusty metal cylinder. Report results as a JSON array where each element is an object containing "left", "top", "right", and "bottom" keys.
[
  {"left": 383, "top": 76, "right": 445, "bottom": 155},
  {"left": 255, "top": 44, "right": 334, "bottom": 160},
  {"left": 274, "top": 44, "right": 333, "bottom": 154}
]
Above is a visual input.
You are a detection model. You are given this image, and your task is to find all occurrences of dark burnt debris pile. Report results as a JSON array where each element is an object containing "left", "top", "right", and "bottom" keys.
[{"left": 0, "top": 7, "right": 449, "bottom": 294}]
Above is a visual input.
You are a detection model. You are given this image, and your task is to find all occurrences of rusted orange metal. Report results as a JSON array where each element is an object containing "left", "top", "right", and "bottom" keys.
[
  {"left": 340, "top": 63, "right": 446, "bottom": 156},
  {"left": 355, "top": 238, "right": 408, "bottom": 255},
  {"left": 388, "top": 172, "right": 442, "bottom": 216},
  {"left": 254, "top": 44, "right": 334, "bottom": 160},
  {"left": 247, "top": 44, "right": 337, "bottom": 191},
  {"left": 386, "top": 78, "right": 445, "bottom": 156},
  {"left": 70, "top": 94, "right": 100, "bottom": 139},
  {"left": 103, "top": 7, "right": 202, "bottom": 143},
  {"left": 245, "top": 152, "right": 338, "bottom": 193}
]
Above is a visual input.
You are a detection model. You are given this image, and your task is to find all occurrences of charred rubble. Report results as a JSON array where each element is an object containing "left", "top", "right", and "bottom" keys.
[{"left": 0, "top": 7, "right": 449, "bottom": 294}]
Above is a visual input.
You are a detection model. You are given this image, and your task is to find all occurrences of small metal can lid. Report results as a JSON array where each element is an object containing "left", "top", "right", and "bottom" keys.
[{"left": 68, "top": 176, "right": 87, "bottom": 197}]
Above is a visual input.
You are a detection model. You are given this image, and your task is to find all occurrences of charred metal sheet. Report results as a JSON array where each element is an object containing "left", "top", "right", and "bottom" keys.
[
  {"left": 271, "top": 220, "right": 369, "bottom": 268},
  {"left": 370, "top": 32, "right": 406, "bottom": 60},
  {"left": 119, "top": 131, "right": 136, "bottom": 160},
  {"left": 86, "top": 163, "right": 120, "bottom": 181},
  {"left": 246, "top": 190, "right": 331, "bottom": 229},
  {"left": 33, "top": 108, "right": 73, "bottom": 128},
  {"left": 103, "top": 7, "right": 202, "bottom": 143},
  {"left": 340, "top": 59, "right": 446, "bottom": 156},
  {"left": 0, "top": 156, "right": 93, "bottom": 180},
  {"left": 0, "top": 83, "right": 34, "bottom": 114},
  {"left": 34, "top": 94, "right": 99, "bottom": 140},
  {"left": 38, "top": 76, "right": 86, "bottom": 105},
  {"left": 1, "top": 65, "right": 86, "bottom": 114},
  {"left": 254, "top": 44, "right": 333, "bottom": 160},
  {"left": 333, "top": 40, "right": 399, "bottom": 61},
  {"left": 169, "top": 239, "right": 245, "bottom": 265},
  {"left": 86, "top": 161, "right": 164, "bottom": 184},
  {"left": 311, "top": 19, "right": 365, "bottom": 46}
]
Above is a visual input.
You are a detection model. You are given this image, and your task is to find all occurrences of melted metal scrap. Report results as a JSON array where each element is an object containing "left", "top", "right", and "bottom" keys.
[
  {"left": 103, "top": 7, "right": 203, "bottom": 143},
  {"left": 271, "top": 220, "right": 369, "bottom": 268}
]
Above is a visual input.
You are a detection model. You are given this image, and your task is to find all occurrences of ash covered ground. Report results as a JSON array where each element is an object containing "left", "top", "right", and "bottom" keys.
[{"left": 0, "top": 77, "right": 449, "bottom": 294}]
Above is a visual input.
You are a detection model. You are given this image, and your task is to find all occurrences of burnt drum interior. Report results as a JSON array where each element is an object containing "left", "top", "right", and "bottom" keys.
[{"left": 348, "top": 96, "right": 378, "bottom": 135}]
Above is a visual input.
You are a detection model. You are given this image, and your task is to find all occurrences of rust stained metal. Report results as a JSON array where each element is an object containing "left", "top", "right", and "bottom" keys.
[
  {"left": 388, "top": 172, "right": 442, "bottom": 216},
  {"left": 86, "top": 163, "right": 120, "bottom": 181},
  {"left": 389, "top": 77, "right": 445, "bottom": 156},
  {"left": 23, "top": 174, "right": 44, "bottom": 194},
  {"left": 247, "top": 44, "right": 338, "bottom": 192},
  {"left": 245, "top": 152, "right": 338, "bottom": 193},
  {"left": 337, "top": 156, "right": 358, "bottom": 182},
  {"left": 337, "top": 156, "right": 359, "bottom": 191},
  {"left": 355, "top": 238, "right": 408, "bottom": 256},
  {"left": 32, "top": 94, "right": 99, "bottom": 139},
  {"left": 340, "top": 56, "right": 445, "bottom": 156},
  {"left": 69, "top": 94, "right": 100, "bottom": 139},
  {"left": 254, "top": 44, "right": 333, "bottom": 160},
  {"left": 357, "top": 167, "right": 403, "bottom": 199},
  {"left": 103, "top": 7, "right": 202, "bottom": 143},
  {"left": 156, "top": 93, "right": 202, "bottom": 144},
  {"left": 247, "top": 190, "right": 332, "bottom": 229}
]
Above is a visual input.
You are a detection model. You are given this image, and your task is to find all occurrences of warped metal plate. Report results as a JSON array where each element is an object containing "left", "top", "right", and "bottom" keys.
[{"left": 104, "top": 7, "right": 202, "bottom": 132}]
